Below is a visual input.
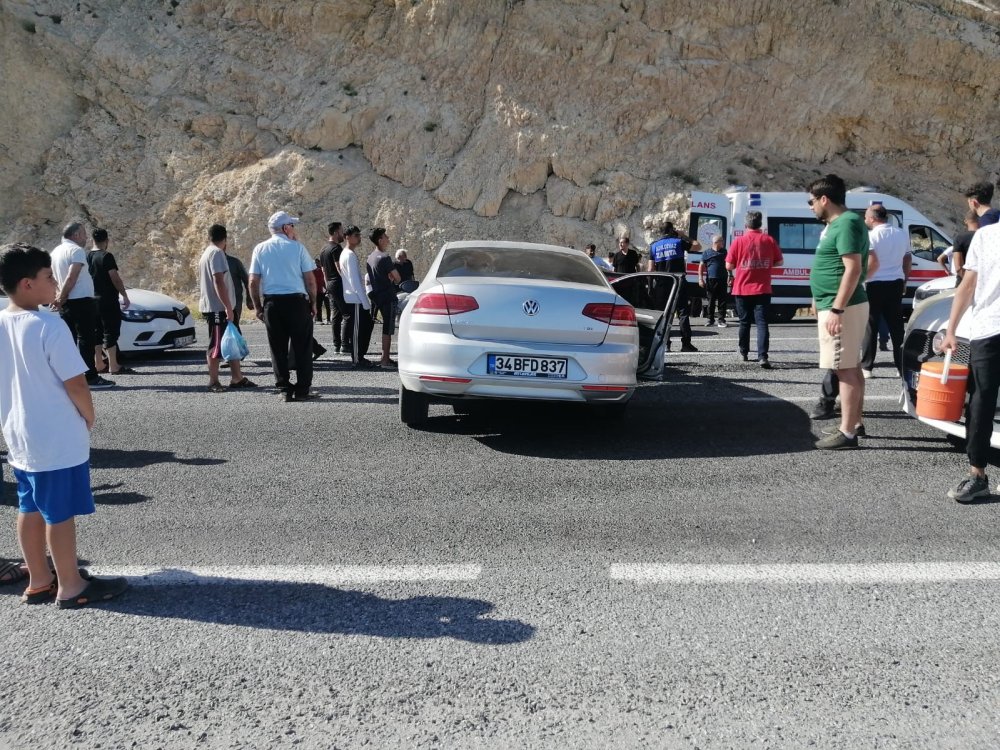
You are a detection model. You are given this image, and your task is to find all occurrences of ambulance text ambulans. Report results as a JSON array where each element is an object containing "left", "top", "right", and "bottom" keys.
[{"left": 686, "top": 188, "right": 951, "bottom": 322}]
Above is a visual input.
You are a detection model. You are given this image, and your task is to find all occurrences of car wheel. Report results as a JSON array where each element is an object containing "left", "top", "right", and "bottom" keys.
[
  {"left": 400, "top": 384, "right": 429, "bottom": 426},
  {"left": 593, "top": 402, "right": 628, "bottom": 420}
]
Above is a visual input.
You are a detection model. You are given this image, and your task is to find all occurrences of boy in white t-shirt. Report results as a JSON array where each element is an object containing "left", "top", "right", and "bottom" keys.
[
  {"left": 941, "top": 222, "right": 1000, "bottom": 502},
  {"left": 0, "top": 243, "right": 127, "bottom": 608}
]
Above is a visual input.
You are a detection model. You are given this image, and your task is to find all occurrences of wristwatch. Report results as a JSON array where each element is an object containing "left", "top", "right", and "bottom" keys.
[{"left": 830, "top": 307, "right": 845, "bottom": 315}]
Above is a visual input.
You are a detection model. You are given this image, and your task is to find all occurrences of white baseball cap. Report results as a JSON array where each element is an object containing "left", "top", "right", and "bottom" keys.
[{"left": 267, "top": 210, "right": 300, "bottom": 230}]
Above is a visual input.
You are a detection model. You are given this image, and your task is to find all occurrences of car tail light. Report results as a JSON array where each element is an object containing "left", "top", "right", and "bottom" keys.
[
  {"left": 411, "top": 292, "right": 480, "bottom": 315},
  {"left": 582, "top": 303, "right": 636, "bottom": 327}
]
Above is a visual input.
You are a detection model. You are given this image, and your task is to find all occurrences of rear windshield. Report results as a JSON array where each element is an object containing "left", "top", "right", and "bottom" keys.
[{"left": 437, "top": 248, "right": 606, "bottom": 286}]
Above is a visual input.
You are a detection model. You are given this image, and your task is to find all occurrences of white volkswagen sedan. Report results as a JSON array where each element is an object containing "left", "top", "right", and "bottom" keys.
[
  {"left": 397, "top": 241, "right": 680, "bottom": 426},
  {"left": 0, "top": 288, "right": 195, "bottom": 353}
]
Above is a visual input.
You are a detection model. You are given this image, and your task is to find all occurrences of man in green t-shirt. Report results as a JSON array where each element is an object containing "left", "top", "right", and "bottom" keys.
[{"left": 808, "top": 174, "right": 870, "bottom": 450}]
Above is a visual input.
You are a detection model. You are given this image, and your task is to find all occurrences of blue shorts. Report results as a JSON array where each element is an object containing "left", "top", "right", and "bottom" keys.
[{"left": 14, "top": 461, "right": 96, "bottom": 525}]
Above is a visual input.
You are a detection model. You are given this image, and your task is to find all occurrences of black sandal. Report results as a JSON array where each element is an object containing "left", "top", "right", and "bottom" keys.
[
  {"left": 20, "top": 567, "right": 94, "bottom": 604},
  {"left": 0, "top": 560, "right": 28, "bottom": 586},
  {"left": 56, "top": 576, "right": 129, "bottom": 610}
]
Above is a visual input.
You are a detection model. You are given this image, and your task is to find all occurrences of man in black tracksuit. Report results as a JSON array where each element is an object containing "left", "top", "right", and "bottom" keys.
[{"left": 318, "top": 222, "right": 347, "bottom": 353}]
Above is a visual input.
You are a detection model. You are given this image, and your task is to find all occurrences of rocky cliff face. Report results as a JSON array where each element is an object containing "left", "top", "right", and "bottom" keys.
[{"left": 2, "top": 0, "right": 999, "bottom": 294}]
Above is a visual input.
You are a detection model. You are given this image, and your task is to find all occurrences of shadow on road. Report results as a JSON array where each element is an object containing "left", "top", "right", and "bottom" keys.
[
  {"left": 417, "top": 373, "right": 816, "bottom": 460},
  {"left": 102, "top": 575, "right": 535, "bottom": 644},
  {"left": 91, "top": 482, "right": 150, "bottom": 505},
  {"left": 90, "top": 449, "right": 225, "bottom": 469}
]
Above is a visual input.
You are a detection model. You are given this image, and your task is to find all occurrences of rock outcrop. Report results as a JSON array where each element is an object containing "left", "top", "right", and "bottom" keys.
[{"left": 2, "top": 0, "right": 999, "bottom": 294}]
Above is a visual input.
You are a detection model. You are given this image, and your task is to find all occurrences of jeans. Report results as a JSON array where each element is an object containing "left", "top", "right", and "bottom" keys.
[
  {"left": 262, "top": 294, "right": 314, "bottom": 397},
  {"left": 61, "top": 297, "right": 99, "bottom": 380},
  {"left": 821, "top": 369, "right": 839, "bottom": 403},
  {"left": 705, "top": 278, "right": 728, "bottom": 322},
  {"left": 735, "top": 294, "right": 770, "bottom": 359},
  {"left": 860, "top": 279, "right": 905, "bottom": 372},
  {"left": 966, "top": 334, "right": 1000, "bottom": 469}
]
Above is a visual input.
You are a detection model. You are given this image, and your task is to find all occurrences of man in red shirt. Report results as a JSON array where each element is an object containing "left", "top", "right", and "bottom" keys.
[{"left": 726, "top": 211, "right": 784, "bottom": 368}]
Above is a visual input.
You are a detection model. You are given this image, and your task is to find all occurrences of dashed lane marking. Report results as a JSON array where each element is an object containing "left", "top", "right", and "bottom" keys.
[
  {"left": 95, "top": 565, "right": 483, "bottom": 586},
  {"left": 742, "top": 395, "right": 900, "bottom": 403},
  {"left": 610, "top": 562, "right": 1000, "bottom": 584}
]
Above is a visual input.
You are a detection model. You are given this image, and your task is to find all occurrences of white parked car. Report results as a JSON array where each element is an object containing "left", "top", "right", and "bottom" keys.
[
  {"left": 396, "top": 241, "right": 680, "bottom": 426},
  {"left": 0, "top": 288, "right": 196, "bottom": 353},
  {"left": 912, "top": 274, "right": 957, "bottom": 304}
]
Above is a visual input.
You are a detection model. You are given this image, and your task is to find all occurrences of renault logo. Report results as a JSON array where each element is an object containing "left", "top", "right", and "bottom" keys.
[
  {"left": 174, "top": 308, "right": 185, "bottom": 324},
  {"left": 522, "top": 300, "right": 539, "bottom": 316}
]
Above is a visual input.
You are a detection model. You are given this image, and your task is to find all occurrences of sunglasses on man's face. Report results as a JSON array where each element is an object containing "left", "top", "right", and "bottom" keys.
[{"left": 808, "top": 196, "right": 823, "bottom": 207}]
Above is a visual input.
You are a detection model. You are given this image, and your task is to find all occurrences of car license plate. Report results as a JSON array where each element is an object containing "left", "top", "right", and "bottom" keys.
[
  {"left": 488, "top": 354, "right": 567, "bottom": 379},
  {"left": 175, "top": 335, "right": 195, "bottom": 347}
]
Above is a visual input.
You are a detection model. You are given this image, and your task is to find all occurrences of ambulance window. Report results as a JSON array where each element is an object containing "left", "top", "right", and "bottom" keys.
[
  {"left": 770, "top": 219, "right": 824, "bottom": 253},
  {"left": 909, "top": 225, "right": 948, "bottom": 260},
  {"left": 690, "top": 214, "right": 727, "bottom": 251}
]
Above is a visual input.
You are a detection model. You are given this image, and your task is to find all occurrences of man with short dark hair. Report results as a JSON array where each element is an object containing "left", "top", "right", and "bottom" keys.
[
  {"left": 339, "top": 226, "right": 374, "bottom": 368},
  {"left": 366, "top": 228, "right": 401, "bottom": 369},
  {"left": 808, "top": 174, "right": 869, "bottom": 450},
  {"left": 612, "top": 236, "right": 640, "bottom": 274},
  {"left": 198, "top": 224, "right": 254, "bottom": 393},
  {"left": 941, "top": 220, "right": 1000, "bottom": 501},
  {"left": 726, "top": 211, "right": 784, "bottom": 367},
  {"left": 648, "top": 221, "right": 699, "bottom": 352},
  {"left": 859, "top": 203, "right": 911, "bottom": 377},
  {"left": 51, "top": 222, "right": 114, "bottom": 390},
  {"left": 964, "top": 181, "right": 1000, "bottom": 227},
  {"left": 586, "top": 243, "right": 612, "bottom": 271},
  {"left": 249, "top": 211, "right": 317, "bottom": 402},
  {"left": 318, "top": 222, "right": 346, "bottom": 353},
  {"left": 87, "top": 229, "right": 135, "bottom": 376}
]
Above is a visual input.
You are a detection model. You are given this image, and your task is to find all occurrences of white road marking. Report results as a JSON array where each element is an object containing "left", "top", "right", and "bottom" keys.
[
  {"left": 742, "top": 395, "right": 900, "bottom": 403},
  {"left": 94, "top": 564, "right": 482, "bottom": 585},
  {"left": 610, "top": 562, "right": 1000, "bottom": 584}
]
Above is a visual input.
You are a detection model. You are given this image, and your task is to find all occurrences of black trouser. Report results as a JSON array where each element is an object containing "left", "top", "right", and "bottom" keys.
[
  {"left": 316, "top": 293, "right": 330, "bottom": 324},
  {"left": 735, "top": 294, "right": 770, "bottom": 359},
  {"left": 821, "top": 369, "right": 839, "bottom": 403},
  {"left": 667, "top": 281, "right": 692, "bottom": 346},
  {"left": 262, "top": 294, "right": 313, "bottom": 396},
  {"left": 61, "top": 297, "right": 99, "bottom": 380},
  {"left": 327, "top": 282, "right": 345, "bottom": 350},
  {"left": 342, "top": 303, "right": 374, "bottom": 364},
  {"left": 966, "top": 334, "right": 1000, "bottom": 469},
  {"left": 705, "top": 278, "right": 728, "bottom": 322},
  {"left": 860, "top": 279, "right": 905, "bottom": 372}
]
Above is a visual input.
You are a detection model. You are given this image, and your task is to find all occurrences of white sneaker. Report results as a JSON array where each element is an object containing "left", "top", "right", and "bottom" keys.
[
  {"left": 862, "top": 369, "right": 873, "bottom": 379},
  {"left": 717, "top": 321, "right": 728, "bottom": 328}
]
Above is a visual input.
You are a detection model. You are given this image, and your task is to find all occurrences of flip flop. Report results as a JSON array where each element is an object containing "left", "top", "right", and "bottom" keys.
[
  {"left": 20, "top": 567, "right": 94, "bottom": 603},
  {"left": 228, "top": 378, "right": 257, "bottom": 389},
  {"left": 0, "top": 560, "right": 28, "bottom": 586}
]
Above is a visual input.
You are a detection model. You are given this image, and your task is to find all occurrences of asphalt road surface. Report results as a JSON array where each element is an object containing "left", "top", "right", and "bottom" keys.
[{"left": 2, "top": 317, "right": 999, "bottom": 749}]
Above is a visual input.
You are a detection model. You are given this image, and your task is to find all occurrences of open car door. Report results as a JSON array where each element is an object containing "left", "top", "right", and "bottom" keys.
[{"left": 609, "top": 272, "right": 681, "bottom": 381}]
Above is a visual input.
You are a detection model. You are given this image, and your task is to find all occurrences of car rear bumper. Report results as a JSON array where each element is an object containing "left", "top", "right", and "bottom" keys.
[{"left": 399, "top": 333, "right": 637, "bottom": 403}]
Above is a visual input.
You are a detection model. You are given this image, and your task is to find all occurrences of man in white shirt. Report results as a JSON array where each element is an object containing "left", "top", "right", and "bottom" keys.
[
  {"left": 941, "top": 222, "right": 1000, "bottom": 502},
  {"left": 338, "top": 225, "right": 375, "bottom": 369},
  {"left": 51, "top": 223, "right": 114, "bottom": 390},
  {"left": 248, "top": 211, "right": 317, "bottom": 402},
  {"left": 860, "top": 204, "right": 911, "bottom": 377}
]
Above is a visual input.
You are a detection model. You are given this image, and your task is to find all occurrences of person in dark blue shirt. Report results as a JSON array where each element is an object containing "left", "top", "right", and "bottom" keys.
[
  {"left": 648, "top": 222, "right": 700, "bottom": 352},
  {"left": 964, "top": 181, "right": 1000, "bottom": 227},
  {"left": 698, "top": 234, "right": 730, "bottom": 327}
]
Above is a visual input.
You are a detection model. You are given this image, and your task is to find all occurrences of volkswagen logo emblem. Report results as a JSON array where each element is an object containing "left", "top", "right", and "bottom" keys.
[{"left": 522, "top": 300, "right": 539, "bottom": 316}]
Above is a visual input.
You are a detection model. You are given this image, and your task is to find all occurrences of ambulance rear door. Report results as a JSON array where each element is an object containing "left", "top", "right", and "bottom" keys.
[{"left": 687, "top": 191, "right": 731, "bottom": 286}]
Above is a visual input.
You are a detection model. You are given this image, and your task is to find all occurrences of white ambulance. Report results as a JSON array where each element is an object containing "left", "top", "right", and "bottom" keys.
[{"left": 686, "top": 188, "right": 951, "bottom": 322}]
